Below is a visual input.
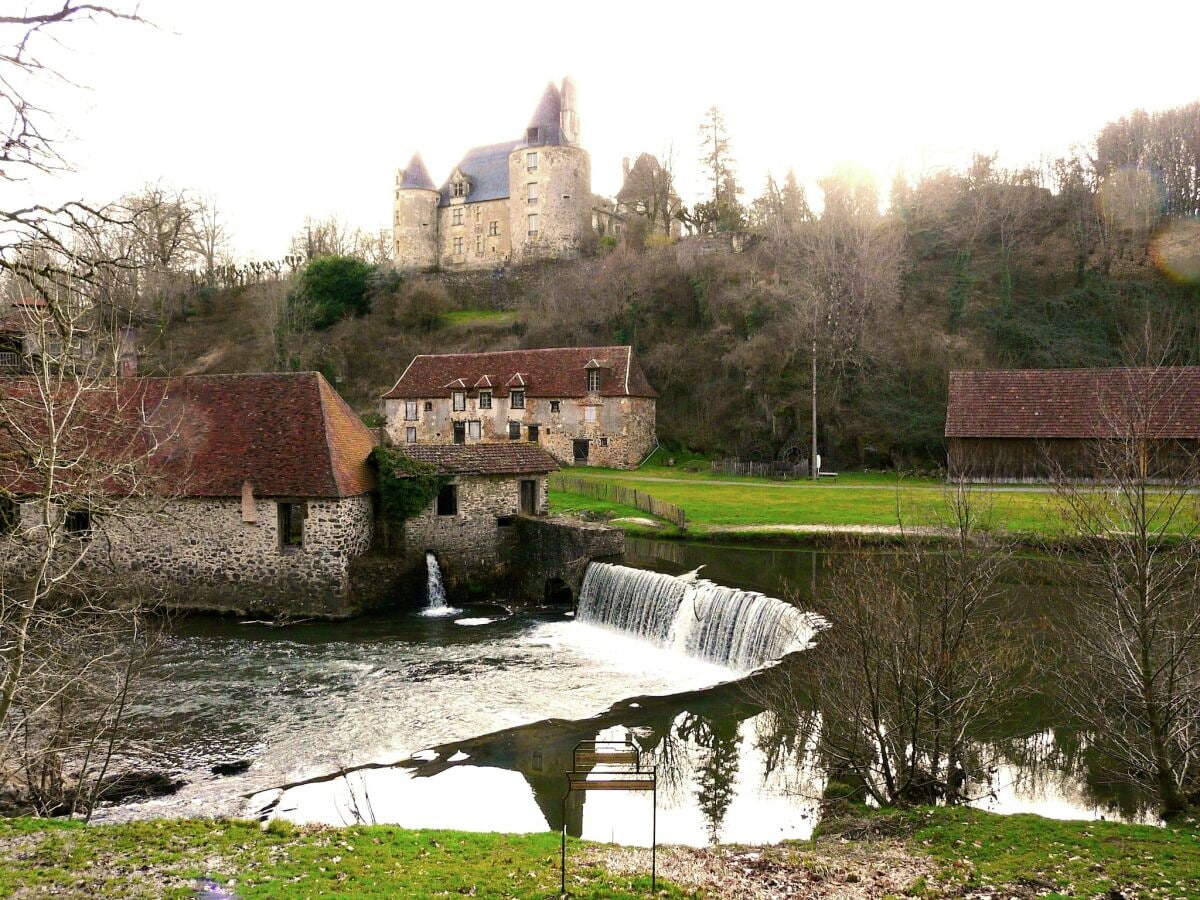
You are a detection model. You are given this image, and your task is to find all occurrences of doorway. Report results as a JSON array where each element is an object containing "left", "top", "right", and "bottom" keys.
[
  {"left": 453, "top": 422, "right": 465, "bottom": 444},
  {"left": 519, "top": 479, "right": 537, "bottom": 515},
  {"left": 573, "top": 439, "right": 589, "bottom": 463}
]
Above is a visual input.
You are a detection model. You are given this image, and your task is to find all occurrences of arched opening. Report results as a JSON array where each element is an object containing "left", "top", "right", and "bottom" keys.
[{"left": 544, "top": 577, "right": 573, "bottom": 606}]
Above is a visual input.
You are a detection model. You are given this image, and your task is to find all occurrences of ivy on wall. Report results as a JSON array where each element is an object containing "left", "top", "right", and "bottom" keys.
[{"left": 371, "top": 448, "right": 450, "bottom": 524}]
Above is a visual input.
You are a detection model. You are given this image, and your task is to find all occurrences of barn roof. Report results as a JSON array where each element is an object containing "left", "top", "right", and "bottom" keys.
[
  {"left": 0, "top": 373, "right": 377, "bottom": 499},
  {"left": 396, "top": 444, "right": 559, "bottom": 476},
  {"left": 383, "top": 346, "right": 658, "bottom": 400},
  {"left": 946, "top": 368, "right": 1200, "bottom": 439}
]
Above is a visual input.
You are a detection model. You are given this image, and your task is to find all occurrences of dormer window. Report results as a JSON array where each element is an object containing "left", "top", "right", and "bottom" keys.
[
  {"left": 452, "top": 391, "right": 465, "bottom": 411},
  {"left": 587, "top": 369, "right": 601, "bottom": 392},
  {"left": 526, "top": 127, "right": 540, "bottom": 144},
  {"left": 451, "top": 180, "right": 469, "bottom": 198},
  {"left": 479, "top": 390, "right": 492, "bottom": 409},
  {"left": 510, "top": 389, "right": 525, "bottom": 410}
]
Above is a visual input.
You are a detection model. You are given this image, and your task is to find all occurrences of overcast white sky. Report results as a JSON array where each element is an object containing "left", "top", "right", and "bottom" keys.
[{"left": 19, "top": 0, "right": 1200, "bottom": 260}]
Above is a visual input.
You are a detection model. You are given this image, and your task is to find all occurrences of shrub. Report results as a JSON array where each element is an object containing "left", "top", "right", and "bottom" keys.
[{"left": 291, "top": 256, "right": 376, "bottom": 330}]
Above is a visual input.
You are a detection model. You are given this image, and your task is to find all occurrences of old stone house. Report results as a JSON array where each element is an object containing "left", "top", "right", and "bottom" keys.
[
  {"left": 392, "top": 77, "right": 591, "bottom": 271},
  {"left": 946, "top": 367, "right": 1200, "bottom": 482},
  {"left": 395, "top": 443, "right": 558, "bottom": 579},
  {"left": 382, "top": 346, "right": 658, "bottom": 469},
  {"left": 0, "top": 372, "right": 379, "bottom": 617}
]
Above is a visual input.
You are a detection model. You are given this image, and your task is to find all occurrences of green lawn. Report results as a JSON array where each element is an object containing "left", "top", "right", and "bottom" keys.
[
  {"left": 442, "top": 309, "right": 519, "bottom": 327},
  {"left": 0, "top": 818, "right": 681, "bottom": 899}
]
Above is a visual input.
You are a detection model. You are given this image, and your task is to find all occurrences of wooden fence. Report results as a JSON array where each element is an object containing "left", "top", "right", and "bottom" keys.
[
  {"left": 550, "top": 475, "right": 688, "bottom": 529},
  {"left": 711, "top": 458, "right": 810, "bottom": 479}
]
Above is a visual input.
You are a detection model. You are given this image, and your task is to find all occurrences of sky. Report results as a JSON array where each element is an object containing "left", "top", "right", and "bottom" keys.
[{"left": 16, "top": 0, "right": 1200, "bottom": 260}]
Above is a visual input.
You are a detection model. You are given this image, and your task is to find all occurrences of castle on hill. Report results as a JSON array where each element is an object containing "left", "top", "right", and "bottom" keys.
[{"left": 392, "top": 77, "right": 591, "bottom": 271}]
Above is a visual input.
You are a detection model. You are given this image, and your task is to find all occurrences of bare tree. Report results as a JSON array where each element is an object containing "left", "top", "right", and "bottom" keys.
[
  {"left": 189, "top": 195, "right": 231, "bottom": 281},
  {"left": 750, "top": 488, "right": 1022, "bottom": 806},
  {"left": 1051, "top": 367, "right": 1200, "bottom": 817},
  {"left": 616, "top": 151, "right": 679, "bottom": 238}
]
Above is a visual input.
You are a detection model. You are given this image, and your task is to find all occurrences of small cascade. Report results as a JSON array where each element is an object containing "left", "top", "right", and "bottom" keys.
[
  {"left": 577, "top": 562, "right": 825, "bottom": 671},
  {"left": 421, "top": 552, "right": 460, "bottom": 617}
]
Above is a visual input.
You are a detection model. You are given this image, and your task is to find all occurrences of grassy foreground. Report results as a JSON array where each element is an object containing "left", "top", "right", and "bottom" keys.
[{"left": 2, "top": 809, "right": 1198, "bottom": 898}]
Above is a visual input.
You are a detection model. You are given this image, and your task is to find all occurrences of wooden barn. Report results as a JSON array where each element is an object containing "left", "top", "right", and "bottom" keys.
[{"left": 945, "top": 367, "right": 1200, "bottom": 482}]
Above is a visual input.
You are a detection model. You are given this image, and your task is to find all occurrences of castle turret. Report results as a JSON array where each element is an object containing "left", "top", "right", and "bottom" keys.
[
  {"left": 393, "top": 152, "right": 440, "bottom": 270},
  {"left": 508, "top": 78, "right": 590, "bottom": 264}
]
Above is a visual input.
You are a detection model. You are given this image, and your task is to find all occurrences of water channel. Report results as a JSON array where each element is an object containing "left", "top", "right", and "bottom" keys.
[{"left": 98, "top": 538, "right": 1157, "bottom": 843}]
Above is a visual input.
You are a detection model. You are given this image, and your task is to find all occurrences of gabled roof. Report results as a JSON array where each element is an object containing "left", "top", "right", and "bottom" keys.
[
  {"left": 396, "top": 444, "right": 559, "bottom": 476},
  {"left": 146, "top": 373, "right": 377, "bottom": 498},
  {"left": 398, "top": 152, "right": 436, "bottom": 191},
  {"left": 946, "top": 368, "right": 1200, "bottom": 439},
  {"left": 383, "top": 346, "right": 658, "bottom": 400},
  {"left": 438, "top": 140, "right": 521, "bottom": 207}
]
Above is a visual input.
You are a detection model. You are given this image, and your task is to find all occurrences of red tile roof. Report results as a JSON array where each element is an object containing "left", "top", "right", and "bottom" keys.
[
  {"left": 382, "top": 346, "right": 658, "bottom": 400},
  {"left": 0, "top": 373, "right": 377, "bottom": 499},
  {"left": 946, "top": 368, "right": 1200, "bottom": 439},
  {"left": 396, "top": 444, "right": 560, "bottom": 476}
]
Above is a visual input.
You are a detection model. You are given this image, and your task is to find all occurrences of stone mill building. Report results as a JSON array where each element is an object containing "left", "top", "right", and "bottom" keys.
[{"left": 392, "top": 77, "right": 591, "bottom": 270}]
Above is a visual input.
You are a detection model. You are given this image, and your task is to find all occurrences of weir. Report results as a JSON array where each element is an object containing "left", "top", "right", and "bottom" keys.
[{"left": 576, "top": 562, "right": 825, "bottom": 671}]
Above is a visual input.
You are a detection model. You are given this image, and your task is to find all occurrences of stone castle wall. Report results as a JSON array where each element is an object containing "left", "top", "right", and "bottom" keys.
[
  {"left": 392, "top": 188, "right": 440, "bottom": 270},
  {"left": 509, "top": 145, "right": 590, "bottom": 264},
  {"left": 436, "top": 197, "right": 513, "bottom": 270}
]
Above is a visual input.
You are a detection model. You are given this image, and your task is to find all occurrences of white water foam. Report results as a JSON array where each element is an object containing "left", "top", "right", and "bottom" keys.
[{"left": 421, "top": 552, "right": 462, "bottom": 617}]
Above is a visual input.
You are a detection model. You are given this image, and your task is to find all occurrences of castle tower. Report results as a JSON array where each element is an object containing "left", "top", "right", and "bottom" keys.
[
  {"left": 508, "top": 78, "right": 590, "bottom": 264},
  {"left": 392, "top": 152, "right": 440, "bottom": 270}
]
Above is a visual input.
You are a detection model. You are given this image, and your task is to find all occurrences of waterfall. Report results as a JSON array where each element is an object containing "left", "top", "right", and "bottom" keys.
[
  {"left": 576, "top": 562, "right": 825, "bottom": 671},
  {"left": 421, "top": 553, "right": 460, "bottom": 617}
]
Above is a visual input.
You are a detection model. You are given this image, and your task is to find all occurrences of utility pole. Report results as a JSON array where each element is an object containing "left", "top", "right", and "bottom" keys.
[{"left": 811, "top": 336, "right": 818, "bottom": 480}]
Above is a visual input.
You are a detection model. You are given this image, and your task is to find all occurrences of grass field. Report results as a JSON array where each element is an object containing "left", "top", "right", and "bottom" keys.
[{"left": 441, "top": 309, "right": 519, "bottom": 327}]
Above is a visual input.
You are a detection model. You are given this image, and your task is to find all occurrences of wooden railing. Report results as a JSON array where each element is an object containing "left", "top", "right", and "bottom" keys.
[{"left": 550, "top": 474, "right": 687, "bottom": 529}]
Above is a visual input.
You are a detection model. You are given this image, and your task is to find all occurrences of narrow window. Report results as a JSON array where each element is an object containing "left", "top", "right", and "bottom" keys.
[
  {"left": 453, "top": 236, "right": 464, "bottom": 254},
  {"left": 526, "top": 151, "right": 538, "bottom": 171},
  {"left": 527, "top": 424, "right": 539, "bottom": 443},
  {"left": 404, "top": 400, "right": 418, "bottom": 421},
  {"left": 527, "top": 182, "right": 539, "bottom": 205},
  {"left": 0, "top": 496, "right": 19, "bottom": 535},
  {"left": 468, "top": 420, "right": 481, "bottom": 440},
  {"left": 64, "top": 508, "right": 91, "bottom": 538},
  {"left": 278, "top": 501, "right": 306, "bottom": 549},
  {"left": 489, "top": 220, "right": 499, "bottom": 236},
  {"left": 452, "top": 208, "right": 464, "bottom": 226},
  {"left": 508, "top": 421, "right": 520, "bottom": 440},
  {"left": 527, "top": 214, "right": 539, "bottom": 237},
  {"left": 479, "top": 390, "right": 492, "bottom": 409},
  {"left": 424, "top": 401, "right": 433, "bottom": 412},
  {"left": 406, "top": 426, "right": 417, "bottom": 444},
  {"left": 587, "top": 369, "right": 601, "bottom": 392},
  {"left": 475, "top": 235, "right": 482, "bottom": 254},
  {"left": 585, "top": 406, "right": 597, "bottom": 423},
  {"left": 510, "top": 389, "right": 525, "bottom": 409},
  {"left": 550, "top": 400, "right": 560, "bottom": 414},
  {"left": 437, "top": 484, "right": 458, "bottom": 516},
  {"left": 452, "top": 391, "right": 465, "bottom": 411}
]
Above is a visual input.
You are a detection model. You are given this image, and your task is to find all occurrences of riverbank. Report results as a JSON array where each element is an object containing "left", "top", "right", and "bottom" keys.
[{"left": 2, "top": 806, "right": 1197, "bottom": 898}]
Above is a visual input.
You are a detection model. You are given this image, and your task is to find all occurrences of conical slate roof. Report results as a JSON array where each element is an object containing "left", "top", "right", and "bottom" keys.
[
  {"left": 525, "top": 82, "right": 563, "bottom": 146},
  {"left": 398, "top": 152, "right": 436, "bottom": 191}
]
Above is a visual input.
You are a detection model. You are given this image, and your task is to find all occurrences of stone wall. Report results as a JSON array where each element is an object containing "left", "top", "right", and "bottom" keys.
[
  {"left": 402, "top": 474, "right": 547, "bottom": 586},
  {"left": 1, "top": 494, "right": 376, "bottom": 618},
  {"left": 437, "top": 197, "right": 512, "bottom": 270},
  {"left": 505, "top": 516, "right": 625, "bottom": 603},
  {"left": 509, "top": 145, "right": 590, "bottom": 264},
  {"left": 384, "top": 394, "right": 656, "bottom": 470},
  {"left": 392, "top": 188, "right": 440, "bottom": 270}
]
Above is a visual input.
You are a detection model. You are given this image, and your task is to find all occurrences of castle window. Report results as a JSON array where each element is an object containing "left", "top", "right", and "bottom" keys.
[
  {"left": 527, "top": 214, "right": 539, "bottom": 237},
  {"left": 452, "top": 180, "right": 468, "bottom": 198},
  {"left": 452, "top": 208, "right": 464, "bottom": 226},
  {"left": 475, "top": 235, "right": 483, "bottom": 254},
  {"left": 526, "top": 151, "right": 538, "bottom": 171},
  {"left": 479, "top": 390, "right": 492, "bottom": 409},
  {"left": 510, "top": 389, "right": 525, "bottom": 409},
  {"left": 527, "top": 182, "right": 539, "bottom": 205},
  {"left": 406, "top": 426, "right": 417, "bottom": 444},
  {"left": 452, "top": 391, "right": 465, "bottom": 411},
  {"left": 526, "top": 127, "right": 540, "bottom": 144},
  {"left": 404, "top": 401, "right": 418, "bottom": 420},
  {"left": 437, "top": 484, "right": 458, "bottom": 516},
  {"left": 587, "top": 369, "right": 601, "bottom": 392},
  {"left": 453, "top": 237, "right": 464, "bottom": 255},
  {"left": 488, "top": 221, "right": 499, "bottom": 236},
  {"left": 474, "top": 207, "right": 481, "bottom": 221},
  {"left": 468, "top": 420, "right": 481, "bottom": 440},
  {"left": 508, "top": 421, "right": 520, "bottom": 440}
]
